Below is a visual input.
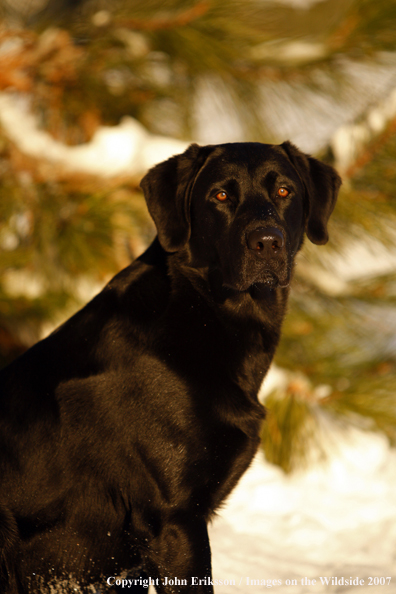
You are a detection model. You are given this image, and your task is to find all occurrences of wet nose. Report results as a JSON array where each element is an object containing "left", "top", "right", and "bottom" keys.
[{"left": 247, "top": 227, "right": 285, "bottom": 257}]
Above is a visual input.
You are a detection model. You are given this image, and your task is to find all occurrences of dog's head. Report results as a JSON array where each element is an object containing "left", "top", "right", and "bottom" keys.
[{"left": 140, "top": 142, "right": 341, "bottom": 291}]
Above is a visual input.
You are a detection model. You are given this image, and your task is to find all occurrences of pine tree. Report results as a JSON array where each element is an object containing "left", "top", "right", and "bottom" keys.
[{"left": 1, "top": 0, "right": 395, "bottom": 471}]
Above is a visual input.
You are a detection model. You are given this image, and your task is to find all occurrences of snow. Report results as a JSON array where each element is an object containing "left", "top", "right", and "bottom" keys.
[
  {"left": 332, "top": 87, "right": 396, "bottom": 173},
  {"left": 208, "top": 429, "right": 396, "bottom": 593},
  {"left": 0, "top": 92, "right": 189, "bottom": 178}
]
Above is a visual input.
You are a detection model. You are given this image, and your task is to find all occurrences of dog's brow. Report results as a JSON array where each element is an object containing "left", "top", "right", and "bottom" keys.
[
  {"left": 205, "top": 177, "right": 240, "bottom": 201},
  {"left": 260, "top": 169, "right": 280, "bottom": 189}
]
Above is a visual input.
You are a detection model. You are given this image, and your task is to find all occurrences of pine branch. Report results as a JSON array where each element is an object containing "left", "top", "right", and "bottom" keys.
[
  {"left": 261, "top": 387, "right": 326, "bottom": 474},
  {"left": 119, "top": 1, "right": 210, "bottom": 31}
]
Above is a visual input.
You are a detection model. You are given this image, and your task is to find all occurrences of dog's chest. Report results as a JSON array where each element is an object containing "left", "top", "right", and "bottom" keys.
[{"left": 120, "top": 351, "right": 264, "bottom": 510}]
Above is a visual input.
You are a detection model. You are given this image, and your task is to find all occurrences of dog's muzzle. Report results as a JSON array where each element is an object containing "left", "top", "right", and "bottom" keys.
[{"left": 246, "top": 226, "right": 289, "bottom": 288}]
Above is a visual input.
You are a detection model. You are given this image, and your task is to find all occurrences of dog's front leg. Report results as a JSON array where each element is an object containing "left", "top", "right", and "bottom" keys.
[{"left": 145, "top": 516, "right": 214, "bottom": 593}]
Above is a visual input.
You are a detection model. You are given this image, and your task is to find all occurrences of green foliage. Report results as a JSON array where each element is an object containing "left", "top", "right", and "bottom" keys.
[
  {"left": 345, "top": 0, "right": 396, "bottom": 54},
  {"left": 326, "top": 378, "right": 396, "bottom": 445},
  {"left": 266, "top": 121, "right": 396, "bottom": 472},
  {"left": 5, "top": 0, "right": 396, "bottom": 143},
  {"left": 0, "top": 131, "right": 153, "bottom": 365},
  {"left": 262, "top": 388, "right": 326, "bottom": 474},
  {"left": 351, "top": 126, "right": 396, "bottom": 206}
]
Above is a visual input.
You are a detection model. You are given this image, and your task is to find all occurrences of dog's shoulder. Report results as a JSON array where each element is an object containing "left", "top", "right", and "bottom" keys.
[{"left": 0, "top": 240, "right": 170, "bottom": 399}]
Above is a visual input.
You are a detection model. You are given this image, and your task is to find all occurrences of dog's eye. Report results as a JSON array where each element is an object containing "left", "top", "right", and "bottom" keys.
[
  {"left": 215, "top": 191, "right": 228, "bottom": 202},
  {"left": 277, "top": 187, "right": 289, "bottom": 198}
]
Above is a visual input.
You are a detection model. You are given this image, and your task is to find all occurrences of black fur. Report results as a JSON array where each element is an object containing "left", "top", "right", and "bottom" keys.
[{"left": 0, "top": 142, "right": 341, "bottom": 593}]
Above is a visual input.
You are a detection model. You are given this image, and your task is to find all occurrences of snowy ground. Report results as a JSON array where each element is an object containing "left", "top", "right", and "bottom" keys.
[{"left": 208, "top": 429, "right": 396, "bottom": 593}]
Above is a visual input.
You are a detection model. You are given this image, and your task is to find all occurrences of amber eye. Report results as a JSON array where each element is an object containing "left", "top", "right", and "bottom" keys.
[
  {"left": 277, "top": 187, "right": 289, "bottom": 198},
  {"left": 215, "top": 191, "right": 228, "bottom": 202}
]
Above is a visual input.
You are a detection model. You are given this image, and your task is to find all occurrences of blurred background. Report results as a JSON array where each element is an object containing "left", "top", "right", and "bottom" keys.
[{"left": 0, "top": 0, "right": 396, "bottom": 478}]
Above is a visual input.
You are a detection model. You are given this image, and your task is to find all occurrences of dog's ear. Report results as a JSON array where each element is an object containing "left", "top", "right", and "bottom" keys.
[
  {"left": 281, "top": 141, "right": 342, "bottom": 245},
  {"left": 140, "top": 143, "right": 213, "bottom": 252}
]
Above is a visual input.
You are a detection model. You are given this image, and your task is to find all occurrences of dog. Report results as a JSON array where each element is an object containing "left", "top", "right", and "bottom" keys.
[{"left": 0, "top": 141, "right": 341, "bottom": 593}]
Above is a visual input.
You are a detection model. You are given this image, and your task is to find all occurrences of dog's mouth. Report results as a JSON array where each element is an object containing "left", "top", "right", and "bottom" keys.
[
  {"left": 248, "top": 265, "right": 291, "bottom": 290},
  {"left": 221, "top": 268, "right": 290, "bottom": 293},
  {"left": 256, "top": 269, "right": 289, "bottom": 288}
]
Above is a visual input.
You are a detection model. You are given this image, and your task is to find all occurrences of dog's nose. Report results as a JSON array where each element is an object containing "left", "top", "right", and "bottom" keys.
[{"left": 247, "top": 227, "right": 285, "bottom": 257}]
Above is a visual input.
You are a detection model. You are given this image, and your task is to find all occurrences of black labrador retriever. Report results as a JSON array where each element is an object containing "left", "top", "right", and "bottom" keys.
[{"left": 0, "top": 142, "right": 341, "bottom": 593}]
